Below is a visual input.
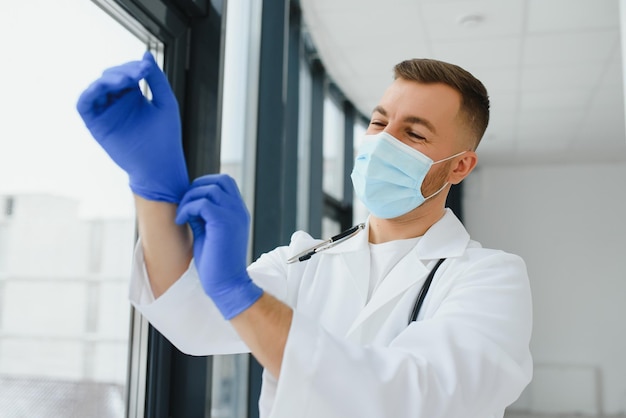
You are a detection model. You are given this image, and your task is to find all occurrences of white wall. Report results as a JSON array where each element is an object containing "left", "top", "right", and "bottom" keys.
[{"left": 464, "top": 162, "right": 626, "bottom": 415}]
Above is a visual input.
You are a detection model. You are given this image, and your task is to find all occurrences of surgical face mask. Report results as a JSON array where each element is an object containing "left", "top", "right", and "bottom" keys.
[{"left": 350, "top": 132, "right": 465, "bottom": 219}]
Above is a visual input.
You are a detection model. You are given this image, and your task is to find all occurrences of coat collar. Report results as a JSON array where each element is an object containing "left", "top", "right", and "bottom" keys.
[
  {"left": 414, "top": 208, "right": 470, "bottom": 260},
  {"left": 323, "top": 208, "right": 470, "bottom": 260}
]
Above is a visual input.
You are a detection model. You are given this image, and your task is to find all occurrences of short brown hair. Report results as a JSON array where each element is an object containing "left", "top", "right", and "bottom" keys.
[{"left": 394, "top": 59, "right": 490, "bottom": 150}]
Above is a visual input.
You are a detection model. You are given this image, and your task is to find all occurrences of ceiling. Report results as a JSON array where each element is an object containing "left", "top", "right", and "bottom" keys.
[{"left": 299, "top": 0, "right": 626, "bottom": 166}]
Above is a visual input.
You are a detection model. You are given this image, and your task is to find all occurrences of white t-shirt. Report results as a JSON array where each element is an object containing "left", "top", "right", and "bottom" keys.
[{"left": 367, "top": 237, "right": 421, "bottom": 300}]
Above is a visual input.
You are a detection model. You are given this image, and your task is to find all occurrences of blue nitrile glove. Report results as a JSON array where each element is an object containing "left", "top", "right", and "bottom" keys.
[
  {"left": 175, "top": 174, "right": 263, "bottom": 319},
  {"left": 76, "top": 51, "right": 188, "bottom": 202}
]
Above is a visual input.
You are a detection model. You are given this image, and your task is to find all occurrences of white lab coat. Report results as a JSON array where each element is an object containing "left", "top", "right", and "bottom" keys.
[{"left": 130, "top": 209, "right": 533, "bottom": 418}]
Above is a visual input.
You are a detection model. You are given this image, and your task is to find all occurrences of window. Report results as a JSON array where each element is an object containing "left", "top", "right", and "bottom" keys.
[
  {"left": 353, "top": 119, "right": 369, "bottom": 223},
  {"left": 323, "top": 94, "right": 345, "bottom": 202},
  {"left": 0, "top": 1, "right": 150, "bottom": 415},
  {"left": 297, "top": 55, "right": 313, "bottom": 231},
  {"left": 214, "top": 0, "right": 263, "bottom": 416}
]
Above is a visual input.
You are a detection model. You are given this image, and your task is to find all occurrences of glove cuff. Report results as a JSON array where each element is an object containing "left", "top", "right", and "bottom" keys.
[
  {"left": 211, "top": 274, "right": 264, "bottom": 320},
  {"left": 129, "top": 163, "right": 189, "bottom": 203}
]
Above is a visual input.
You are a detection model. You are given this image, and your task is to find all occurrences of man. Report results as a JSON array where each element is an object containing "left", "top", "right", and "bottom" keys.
[{"left": 77, "top": 52, "right": 532, "bottom": 418}]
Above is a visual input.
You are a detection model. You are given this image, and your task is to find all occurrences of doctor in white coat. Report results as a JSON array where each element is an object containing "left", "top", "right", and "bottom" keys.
[{"left": 77, "top": 53, "right": 532, "bottom": 418}]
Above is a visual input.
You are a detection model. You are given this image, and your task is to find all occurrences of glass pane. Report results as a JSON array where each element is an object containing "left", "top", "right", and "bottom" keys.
[
  {"left": 323, "top": 96, "right": 345, "bottom": 200},
  {"left": 0, "top": 1, "right": 148, "bottom": 416},
  {"left": 220, "top": 0, "right": 260, "bottom": 193},
  {"left": 214, "top": 0, "right": 262, "bottom": 416},
  {"left": 297, "top": 57, "right": 313, "bottom": 231},
  {"left": 352, "top": 120, "right": 369, "bottom": 223}
]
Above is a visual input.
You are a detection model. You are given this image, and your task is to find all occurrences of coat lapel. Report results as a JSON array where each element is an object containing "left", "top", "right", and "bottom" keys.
[{"left": 345, "top": 251, "right": 428, "bottom": 336}]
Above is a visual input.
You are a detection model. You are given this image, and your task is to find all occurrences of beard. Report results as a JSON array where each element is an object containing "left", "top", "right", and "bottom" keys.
[{"left": 420, "top": 159, "right": 453, "bottom": 199}]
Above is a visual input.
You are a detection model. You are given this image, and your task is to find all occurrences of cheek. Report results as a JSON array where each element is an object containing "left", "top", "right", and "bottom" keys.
[{"left": 365, "top": 125, "right": 382, "bottom": 135}]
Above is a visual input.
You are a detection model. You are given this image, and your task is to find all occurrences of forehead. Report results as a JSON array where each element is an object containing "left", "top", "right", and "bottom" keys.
[{"left": 376, "top": 79, "right": 462, "bottom": 133}]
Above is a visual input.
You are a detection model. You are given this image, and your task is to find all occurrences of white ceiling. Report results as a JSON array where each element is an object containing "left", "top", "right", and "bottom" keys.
[{"left": 299, "top": 0, "right": 626, "bottom": 166}]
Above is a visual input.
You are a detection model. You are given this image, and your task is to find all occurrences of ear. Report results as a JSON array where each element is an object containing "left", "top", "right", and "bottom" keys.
[{"left": 449, "top": 151, "right": 478, "bottom": 185}]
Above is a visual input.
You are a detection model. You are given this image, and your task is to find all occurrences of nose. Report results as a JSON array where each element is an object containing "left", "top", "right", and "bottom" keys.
[
  {"left": 382, "top": 127, "right": 402, "bottom": 141},
  {"left": 365, "top": 120, "right": 401, "bottom": 140}
]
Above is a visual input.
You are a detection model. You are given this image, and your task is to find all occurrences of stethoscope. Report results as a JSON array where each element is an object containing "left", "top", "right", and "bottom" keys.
[{"left": 286, "top": 223, "right": 366, "bottom": 264}]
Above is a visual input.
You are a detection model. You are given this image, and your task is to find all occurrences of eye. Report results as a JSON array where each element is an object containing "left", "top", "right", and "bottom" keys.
[
  {"left": 407, "top": 130, "right": 426, "bottom": 141},
  {"left": 369, "top": 120, "right": 386, "bottom": 128}
]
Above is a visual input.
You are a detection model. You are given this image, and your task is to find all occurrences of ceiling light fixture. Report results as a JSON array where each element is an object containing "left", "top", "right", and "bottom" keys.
[{"left": 457, "top": 14, "right": 484, "bottom": 27}]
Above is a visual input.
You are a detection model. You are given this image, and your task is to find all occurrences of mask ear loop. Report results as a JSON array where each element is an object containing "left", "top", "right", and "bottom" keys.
[
  {"left": 423, "top": 150, "right": 467, "bottom": 201},
  {"left": 432, "top": 150, "right": 467, "bottom": 165},
  {"left": 423, "top": 181, "right": 449, "bottom": 201}
]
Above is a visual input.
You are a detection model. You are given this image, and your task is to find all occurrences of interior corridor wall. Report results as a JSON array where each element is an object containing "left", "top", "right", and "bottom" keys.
[{"left": 463, "top": 162, "right": 626, "bottom": 415}]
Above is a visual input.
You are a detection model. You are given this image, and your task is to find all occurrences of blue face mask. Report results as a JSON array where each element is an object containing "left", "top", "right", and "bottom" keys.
[{"left": 350, "top": 132, "right": 465, "bottom": 219}]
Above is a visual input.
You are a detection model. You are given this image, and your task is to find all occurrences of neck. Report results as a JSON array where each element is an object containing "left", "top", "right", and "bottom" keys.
[{"left": 367, "top": 200, "right": 447, "bottom": 244}]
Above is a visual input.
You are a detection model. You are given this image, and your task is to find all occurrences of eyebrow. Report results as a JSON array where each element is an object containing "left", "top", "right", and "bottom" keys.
[{"left": 371, "top": 105, "right": 437, "bottom": 135}]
